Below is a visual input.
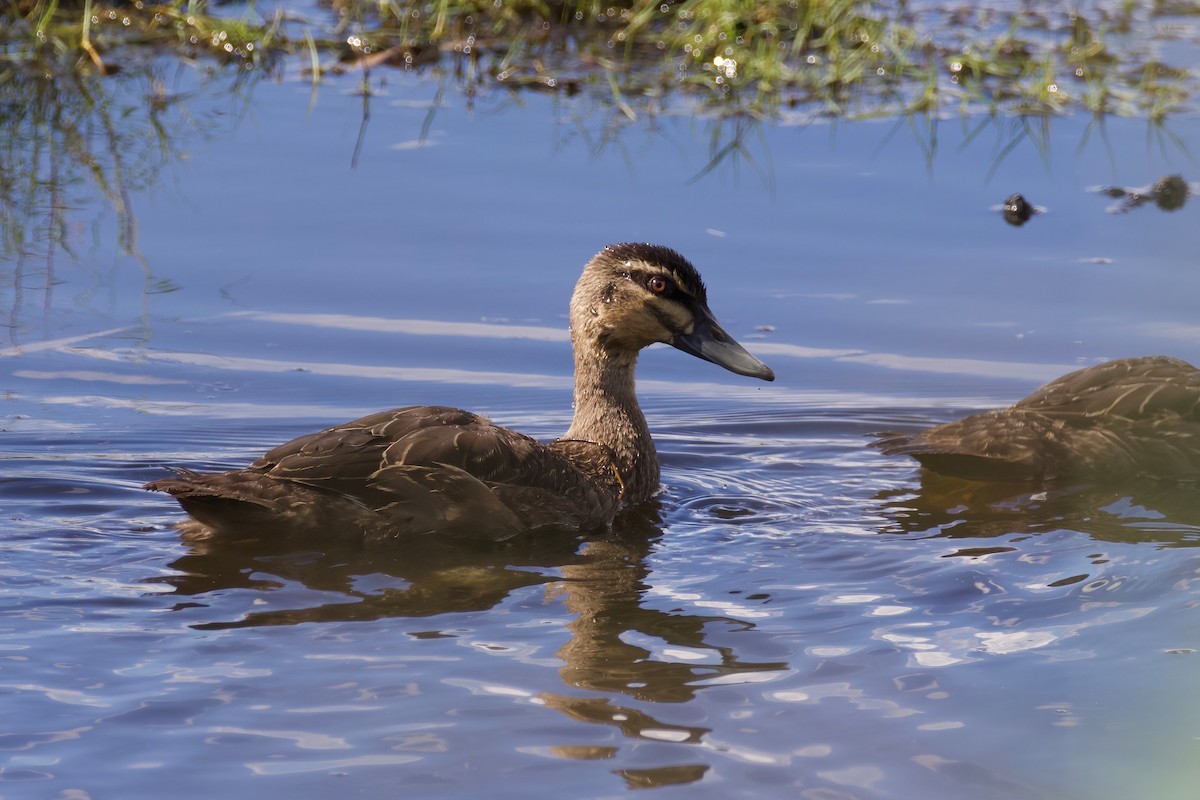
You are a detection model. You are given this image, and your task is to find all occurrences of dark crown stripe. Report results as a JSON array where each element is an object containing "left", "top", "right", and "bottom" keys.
[{"left": 603, "top": 242, "right": 708, "bottom": 303}]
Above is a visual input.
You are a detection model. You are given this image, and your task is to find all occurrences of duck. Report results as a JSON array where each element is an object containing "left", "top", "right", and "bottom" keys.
[
  {"left": 146, "top": 243, "right": 775, "bottom": 540},
  {"left": 873, "top": 356, "right": 1200, "bottom": 482}
]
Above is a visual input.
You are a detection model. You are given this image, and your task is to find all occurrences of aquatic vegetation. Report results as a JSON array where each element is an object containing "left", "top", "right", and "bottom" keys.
[
  {"left": 316, "top": 0, "right": 1200, "bottom": 121},
  {"left": 0, "top": 1, "right": 265, "bottom": 333},
  {"left": 2, "top": 0, "right": 277, "bottom": 73},
  {"left": 2, "top": 0, "right": 1197, "bottom": 121}
]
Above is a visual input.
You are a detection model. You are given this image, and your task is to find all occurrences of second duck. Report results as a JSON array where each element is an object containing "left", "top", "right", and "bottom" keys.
[{"left": 874, "top": 356, "right": 1200, "bottom": 482}]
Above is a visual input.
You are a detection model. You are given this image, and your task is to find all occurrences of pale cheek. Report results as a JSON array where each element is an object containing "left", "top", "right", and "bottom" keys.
[
  {"left": 662, "top": 307, "right": 695, "bottom": 335},
  {"left": 627, "top": 318, "right": 669, "bottom": 344}
]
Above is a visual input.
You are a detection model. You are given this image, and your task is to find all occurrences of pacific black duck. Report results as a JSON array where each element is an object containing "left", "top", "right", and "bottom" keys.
[
  {"left": 874, "top": 356, "right": 1200, "bottom": 482},
  {"left": 146, "top": 243, "right": 774, "bottom": 539}
]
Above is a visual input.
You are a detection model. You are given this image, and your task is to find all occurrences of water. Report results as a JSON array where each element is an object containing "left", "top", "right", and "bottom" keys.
[{"left": 3, "top": 58, "right": 1200, "bottom": 800}]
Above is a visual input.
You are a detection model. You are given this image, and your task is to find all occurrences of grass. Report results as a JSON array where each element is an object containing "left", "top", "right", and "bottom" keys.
[
  {"left": 2, "top": 0, "right": 1197, "bottom": 121},
  {"left": 3, "top": 0, "right": 278, "bottom": 74}
]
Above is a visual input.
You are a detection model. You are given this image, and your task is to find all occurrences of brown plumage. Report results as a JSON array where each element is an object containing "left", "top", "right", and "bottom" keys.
[
  {"left": 146, "top": 244, "right": 774, "bottom": 540},
  {"left": 874, "top": 356, "right": 1200, "bottom": 482}
]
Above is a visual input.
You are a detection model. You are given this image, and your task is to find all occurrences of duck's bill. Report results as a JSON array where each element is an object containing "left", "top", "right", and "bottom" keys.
[{"left": 671, "top": 309, "right": 775, "bottom": 381}]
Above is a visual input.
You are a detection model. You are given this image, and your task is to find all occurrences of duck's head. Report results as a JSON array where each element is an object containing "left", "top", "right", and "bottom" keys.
[{"left": 570, "top": 243, "right": 774, "bottom": 381}]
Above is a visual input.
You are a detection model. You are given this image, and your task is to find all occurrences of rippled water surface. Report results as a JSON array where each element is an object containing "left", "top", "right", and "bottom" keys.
[{"left": 4, "top": 57, "right": 1200, "bottom": 800}]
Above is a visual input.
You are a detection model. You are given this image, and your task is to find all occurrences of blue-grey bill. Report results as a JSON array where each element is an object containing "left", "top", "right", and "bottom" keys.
[{"left": 671, "top": 309, "right": 775, "bottom": 381}]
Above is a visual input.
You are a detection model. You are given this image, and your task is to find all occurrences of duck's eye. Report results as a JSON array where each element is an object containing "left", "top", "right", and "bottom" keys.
[{"left": 647, "top": 276, "right": 669, "bottom": 295}]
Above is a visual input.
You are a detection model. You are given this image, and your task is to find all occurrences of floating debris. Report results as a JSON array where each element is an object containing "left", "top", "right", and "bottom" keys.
[
  {"left": 1096, "top": 174, "right": 1197, "bottom": 213},
  {"left": 997, "top": 193, "right": 1044, "bottom": 227}
]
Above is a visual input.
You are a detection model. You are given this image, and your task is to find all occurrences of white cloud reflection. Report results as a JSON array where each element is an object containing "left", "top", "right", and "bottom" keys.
[
  {"left": 232, "top": 310, "right": 1075, "bottom": 381},
  {"left": 6, "top": 311, "right": 1087, "bottom": 423},
  {"left": 229, "top": 310, "right": 569, "bottom": 342},
  {"left": 1140, "top": 321, "right": 1200, "bottom": 341}
]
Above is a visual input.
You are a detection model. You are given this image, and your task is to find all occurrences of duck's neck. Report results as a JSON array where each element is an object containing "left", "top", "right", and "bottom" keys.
[{"left": 563, "top": 342, "right": 659, "bottom": 505}]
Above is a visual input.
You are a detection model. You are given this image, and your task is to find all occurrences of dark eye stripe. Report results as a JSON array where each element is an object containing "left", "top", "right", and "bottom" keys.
[{"left": 629, "top": 269, "right": 685, "bottom": 300}]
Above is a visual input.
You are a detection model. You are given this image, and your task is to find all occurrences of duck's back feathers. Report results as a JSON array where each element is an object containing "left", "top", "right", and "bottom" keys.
[
  {"left": 1015, "top": 356, "right": 1200, "bottom": 419},
  {"left": 873, "top": 410, "right": 1065, "bottom": 481},
  {"left": 874, "top": 356, "right": 1200, "bottom": 482},
  {"left": 147, "top": 406, "right": 623, "bottom": 540}
]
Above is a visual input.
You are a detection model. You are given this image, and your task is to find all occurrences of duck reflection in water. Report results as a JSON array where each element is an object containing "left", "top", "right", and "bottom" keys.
[
  {"left": 155, "top": 506, "right": 786, "bottom": 787},
  {"left": 876, "top": 471, "right": 1200, "bottom": 549}
]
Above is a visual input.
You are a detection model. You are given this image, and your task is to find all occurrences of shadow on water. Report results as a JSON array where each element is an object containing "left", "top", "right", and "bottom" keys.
[
  {"left": 876, "top": 471, "right": 1200, "bottom": 549},
  {"left": 156, "top": 517, "right": 608, "bottom": 627}
]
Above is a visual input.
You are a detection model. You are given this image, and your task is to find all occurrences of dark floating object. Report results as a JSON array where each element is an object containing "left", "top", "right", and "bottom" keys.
[
  {"left": 146, "top": 243, "right": 774, "bottom": 541},
  {"left": 874, "top": 356, "right": 1200, "bottom": 482},
  {"left": 1097, "top": 174, "right": 1197, "bottom": 213},
  {"left": 1000, "top": 192, "right": 1041, "bottom": 226}
]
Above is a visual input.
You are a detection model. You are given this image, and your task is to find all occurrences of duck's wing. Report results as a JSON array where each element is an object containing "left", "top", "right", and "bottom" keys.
[
  {"left": 253, "top": 406, "right": 580, "bottom": 496},
  {"left": 1015, "top": 356, "right": 1200, "bottom": 423},
  {"left": 247, "top": 405, "right": 613, "bottom": 536},
  {"left": 150, "top": 406, "right": 623, "bottom": 539},
  {"left": 253, "top": 406, "right": 509, "bottom": 485}
]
